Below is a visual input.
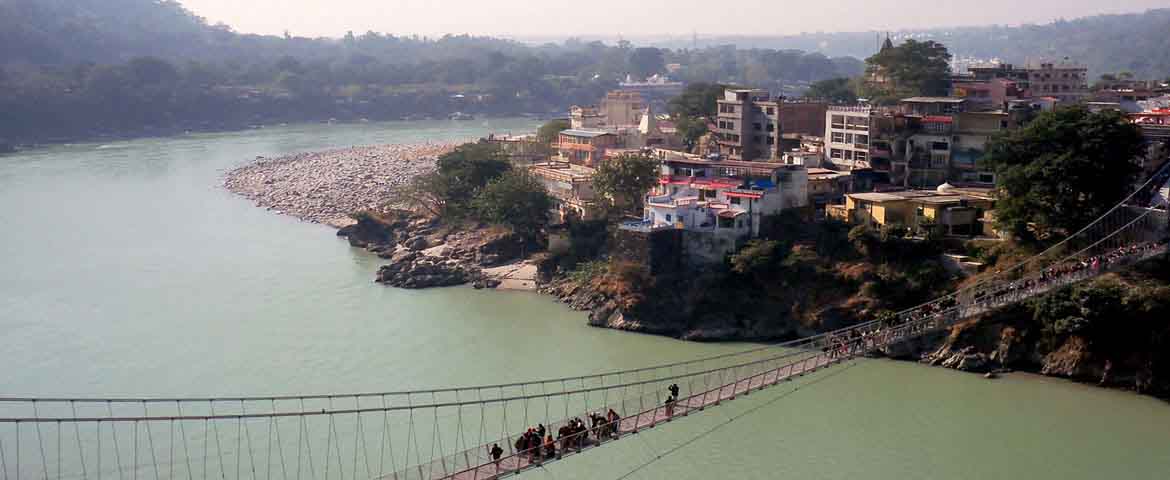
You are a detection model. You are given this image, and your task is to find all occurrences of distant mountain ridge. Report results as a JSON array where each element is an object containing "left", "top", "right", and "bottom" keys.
[{"left": 607, "top": 8, "right": 1170, "bottom": 78}]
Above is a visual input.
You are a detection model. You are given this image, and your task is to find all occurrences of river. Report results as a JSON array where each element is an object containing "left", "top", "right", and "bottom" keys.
[{"left": 2, "top": 119, "right": 1168, "bottom": 479}]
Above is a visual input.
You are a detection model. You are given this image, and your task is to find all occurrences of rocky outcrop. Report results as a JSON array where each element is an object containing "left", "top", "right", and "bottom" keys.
[
  {"left": 337, "top": 209, "right": 530, "bottom": 290},
  {"left": 376, "top": 250, "right": 481, "bottom": 289}
]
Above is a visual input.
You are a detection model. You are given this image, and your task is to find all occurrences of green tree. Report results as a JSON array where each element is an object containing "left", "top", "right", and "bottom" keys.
[
  {"left": 668, "top": 82, "right": 725, "bottom": 119},
  {"left": 395, "top": 143, "right": 512, "bottom": 218},
  {"left": 674, "top": 116, "right": 709, "bottom": 152},
  {"left": 805, "top": 77, "right": 857, "bottom": 104},
  {"left": 591, "top": 153, "right": 660, "bottom": 214},
  {"left": 863, "top": 39, "right": 951, "bottom": 101},
  {"left": 730, "top": 240, "right": 785, "bottom": 276},
  {"left": 473, "top": 170, "right": 551, "bottom": 241},
  {"left": 536, "top": 119, "right": 570, "bottom": 144},
  {"left": 985, "top": 106, "right": 1144, "bottom": 241},
  {"left": 628, "top": 48, "right": 665, "bottom": 79}
]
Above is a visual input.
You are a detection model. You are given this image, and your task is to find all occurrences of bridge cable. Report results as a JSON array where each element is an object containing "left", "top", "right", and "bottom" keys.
[
  {"left": 177, "top": 402, "right": 192, "bottom": 480},
  {"left": 612, "top": 361, "right": 860, "bottom": 480},
  {"left": 142, "top": 403, "right": 159, "bottom": 480},
  {"left": 32, "top": 402, "right": 48, "bottom": 480},
  {"left": 241, "top": 402, "right": 257, "bottom": 480},
  {"left": 71, "top": 401, "right": 88, "bottom": 480},
  {"left": 107, "top": 402, "right": 125, "bottom": 480},
  {"left": 377, "top": 394, "right": 395, "bottom": 477},
  {"left": 0, "top": 424, "right": 8, "bottom": 480},
  {"left": 208, "top": 402, "right": 226, "bottom": 480},
  {"left": 324, "top": 401, "right": 333, "bottom": 480}
]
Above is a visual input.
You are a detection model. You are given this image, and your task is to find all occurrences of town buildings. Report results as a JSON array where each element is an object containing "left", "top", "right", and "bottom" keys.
[
  {"left": 965, "top": 60, "right": 1089, "bottom": 104},
  {"left": 554, "top": 129, "right": 618, "bottom": 167},
  {"left": 529, "top": 161, "right": 600, "bottom": 223},
  {"left": 713, "top": 89, "right": 828, "bottom": 162},
  {"left": 827, "top": 184, "right": 996, "bottom": 237},
  {"left": 622, "top": 149, "right": 810, "bottom": 259}
]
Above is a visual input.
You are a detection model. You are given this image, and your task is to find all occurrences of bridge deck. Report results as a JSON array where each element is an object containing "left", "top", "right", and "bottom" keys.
[{"left": 429, "top": 353, "right": 839, "bottom": 480}]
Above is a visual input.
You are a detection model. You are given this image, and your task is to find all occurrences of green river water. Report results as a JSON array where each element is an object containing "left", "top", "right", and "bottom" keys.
[{"left": 1, "top": 119, "right": 1168, "bottom": 479}]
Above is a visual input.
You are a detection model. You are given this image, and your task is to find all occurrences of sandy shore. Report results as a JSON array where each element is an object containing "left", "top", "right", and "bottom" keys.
[{"left": 224, "top": 143, "right": 458, "bottom": 227}]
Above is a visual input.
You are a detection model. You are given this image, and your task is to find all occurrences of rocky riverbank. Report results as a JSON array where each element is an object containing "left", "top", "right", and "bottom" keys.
[
  {"left": 224, "top": 143, "right": 457, "bottom": 227},
  {"left": 338, "top": 210, "right": 538, "bottom": 290}
]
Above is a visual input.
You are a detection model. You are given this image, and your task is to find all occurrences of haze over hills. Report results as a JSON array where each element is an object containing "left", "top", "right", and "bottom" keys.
[{"left": 533, "top": 8, "right": 1170, "bottom": 78}]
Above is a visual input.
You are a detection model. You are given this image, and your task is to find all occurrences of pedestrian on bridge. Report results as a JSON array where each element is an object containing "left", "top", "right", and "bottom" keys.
[
  {"left": 490, "top": 443, "right": 503, "bottom": 467},
  {"left": 668, "top": 383, "right": 680, "bottom": 399},
  {"left": 665, "top": 395, "right": 676, "bottom": 418}
]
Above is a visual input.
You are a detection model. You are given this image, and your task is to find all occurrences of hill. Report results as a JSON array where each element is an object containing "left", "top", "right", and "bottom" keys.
[{"left": 641, "top": 8, "right": 1170, "bottom": 79}]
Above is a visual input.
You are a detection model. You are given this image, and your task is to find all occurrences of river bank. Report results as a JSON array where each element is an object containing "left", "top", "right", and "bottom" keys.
[{"left": 224, "top": 142, "right": 459, "bottom": 227}]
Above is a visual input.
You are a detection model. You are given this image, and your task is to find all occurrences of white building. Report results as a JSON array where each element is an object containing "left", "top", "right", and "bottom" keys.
[
  {"left": 824, "top": 106, "right": 873, "bottom": 170},
  {"left": 631, "top": 152, "right": 809, "bottom": 242}
]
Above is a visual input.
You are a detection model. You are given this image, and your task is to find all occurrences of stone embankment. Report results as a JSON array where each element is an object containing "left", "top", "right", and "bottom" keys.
[{"left": 224, "top": 143, "right": 456, "bottom": 227}]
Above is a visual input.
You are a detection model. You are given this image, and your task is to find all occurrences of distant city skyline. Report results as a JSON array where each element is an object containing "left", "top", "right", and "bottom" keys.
[{"left": 179, "top": 0, "right": 1168, "bottom": 39}]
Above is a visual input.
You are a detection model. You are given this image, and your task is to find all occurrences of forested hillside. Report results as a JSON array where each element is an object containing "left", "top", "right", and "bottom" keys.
[
  {"left": 649, "top": 8, "right": 1170, "bottom": 79},
  {"left": 0, "top": 0, "right": 860, "bottom": 143}
]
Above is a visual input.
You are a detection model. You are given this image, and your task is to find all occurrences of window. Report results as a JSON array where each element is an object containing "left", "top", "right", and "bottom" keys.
[
  {"left": 831, "top": 115, "right": 845, "bottom": 129},
  {"left": 753, "top": 136, "right": 762, "bottom": 144},
  {"left": 979, "top": 173, "right": 995, "bottom": 184},
  {"left": 856, "top": 134, "right": 869, "bottom": 145},
  {"left": 916, "top": 207, "right": 925, "bottom": 217},
  {"left": 930, "top": 154, "right": 948, "bottom": 168},
  {"left": 845, "top": 133, "right": 854, "bottom": 144},
  {"left": 831, "top": 132, "right": 845, "bottom": 143},
  {"left": 766, "top": 107, "right": 775, "bottom": 115},
  {"left": 831, "top": 149, "right": 843, "bottom": 159},
  {"left": 665, "top": 214, "right": 672, "bottom": 223},
  {"left": 718, "top": 121, "right": 726, "bottom": 129},
  {"left": 844, "top": 150, "right": 854, "bottom": 160},
  {"left": 766, "top": 136, "right": 775, "bottom": 145},
  {"left": 930, "top": 141, "right": 949, "bottom": 151},
  {"left": 753, "top": 123, "right": 762, "bottom": 131},
  {"left": 766, "top": 123, "right": 774, "bottom": 132},
  {"left": 727, "top": 121, "right": 735, "bottom": 130},
  {"left": 730, "top": 197, "right": 742, "bottom": 205},
  {"left": 855, "top": 152, "right": 867, "bottom": 162}
]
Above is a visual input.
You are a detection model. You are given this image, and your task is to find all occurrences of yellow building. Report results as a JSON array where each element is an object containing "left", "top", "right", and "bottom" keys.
[{"left": 829, "top": 185, "right": 995, "bottom": 237}]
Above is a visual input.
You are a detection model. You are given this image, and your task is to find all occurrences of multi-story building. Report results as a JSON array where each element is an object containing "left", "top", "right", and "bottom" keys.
[
  {"left": 624, "top": 151, "right": 809, "bottom": 252},
  {"left": 715, "top": 89, "right": 782, "bottom": 161},
  {"left": 555, "top": 129, "right": 618, "bottom": 167},
  {"left": 600, "top": 91, "right": 646, "bottom": 128},
  {"left": 529, "top": 162, "right": 600, "bottom": 223},
  {"left": 824, "top": 106, "right": 876, "bottom": 171},
  {"left": 967, "top": 61, "right": 1088, "bottom": 104}
]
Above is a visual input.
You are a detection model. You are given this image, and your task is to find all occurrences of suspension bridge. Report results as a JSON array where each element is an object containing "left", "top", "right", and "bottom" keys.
[{"left": 3, "top": 168, "right": 1169, "bottom": 480}]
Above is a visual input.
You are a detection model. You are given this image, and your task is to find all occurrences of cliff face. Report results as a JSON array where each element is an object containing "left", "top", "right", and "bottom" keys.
[
  {"left": 903, "top": 259, "right": 1170, "bottom": 397},
  {"left": 541, "top": 219, "right": 954, "bottom": 342}
]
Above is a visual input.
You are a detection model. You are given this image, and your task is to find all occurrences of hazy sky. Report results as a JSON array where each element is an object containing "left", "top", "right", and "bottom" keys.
[{"left": 179, "top": 0, "right": 1168, "bottom": 38}]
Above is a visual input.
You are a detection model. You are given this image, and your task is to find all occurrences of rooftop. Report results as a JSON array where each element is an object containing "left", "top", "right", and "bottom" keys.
[
  {"left": 902, "top": 97, "right": 968, "bottom": 104},
  {"left": 560, "top": 129, "right": 614, "bottom": 138}
]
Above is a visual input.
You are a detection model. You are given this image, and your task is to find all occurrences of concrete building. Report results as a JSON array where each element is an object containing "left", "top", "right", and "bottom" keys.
[
  {"left": 555, "top": 129, "right": 618, "bottom": 167},
  {"left": 600, "top": 91, "right": 646, "bottom": 128},
  {"left": 529, "top": 162, "right": 600, "bottom": 223},
  {"left": 824, "top": 106, "right": 876, "bottom": 171},
  {"left": 715, "top": 89, "right": 782, "bottom": 161},
  {"left": 827, "top": 185, "right": 995, "bottom": 237},
  {"left": 569, "top": 106, "right": 605, "bottom": 130},
  {"left": 967, "top": 61, "right": 1088, "bottom": 104},
  {"left": 624, "top": 151, "right": 809, "bottom": 257}
]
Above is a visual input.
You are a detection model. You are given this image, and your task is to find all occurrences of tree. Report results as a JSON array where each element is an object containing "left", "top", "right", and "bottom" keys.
[
  {"left": 127, "top": 56, "right": 178, "bottom": 85},
  {"left": 674, "top": 116, "right": 709, "bottom": 152},
  {"left": 863, "top": 39, "right": 951, "bottom": 101},
  {"left": 985, "top": 106, "right": 1144, "bottom": 241},
  {"left": 668, "top": 82, "right": 725, "bottom": 119},
  {"left": 536, "top": 119, "right": 570, "bottom": 144},
  {"left": 473, "top": 170, "right": 551, "bottom": 241},
  {"left": 394, "top": 143, "right": 512, "bottom": 218},
  {"left": 805, "top": 77, "right": 857, "bottom": 104},
  {"left": 591, "top": 153, "right": 660, "bottom": 214},
  {"left": 730, "top": 240, "right": 784, "bottom": 276},
  {"left": 628, "top": 48, "right": 665, "bottom": 79}
]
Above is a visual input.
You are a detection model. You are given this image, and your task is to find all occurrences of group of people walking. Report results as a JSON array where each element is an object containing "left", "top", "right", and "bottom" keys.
[{"left": 489, "top": 384, "right": 686, "bottom": 468}]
